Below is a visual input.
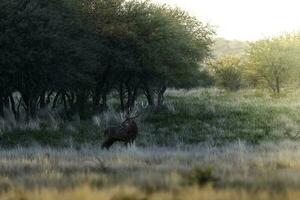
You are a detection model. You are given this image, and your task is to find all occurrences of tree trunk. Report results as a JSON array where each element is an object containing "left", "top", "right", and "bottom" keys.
[
  {"left": 125, "top": 84, "right": 133, "bottom": 113},
  {"left": 131, "top": 87, "right": 138, "bottom": 108},
  {"left": 119, "top": 83, "right": 125, "bottom": 112},
  {"left": 94, "top": 65, "right": 112, "bottom": 112},
  {"left": 125, "top": 80, "right": 139, "bottom": 113},
  {"left": 29, "top": 99, "right": 37, "bottom": 119},
  {"left": 143, "top": 85, "right": 154, "bottom": 106},
  {"left": 76, "top": 91, "right": 89, "bottom": 120},
  {"left": 76, "top": 93, "right": 85, "bottom": 120},
  {"left": 3, "top": 96, "right": 9, "bottom": 108},
  {"left": 16, "top": 97, "right": 22, "bottom": 116},
  {"left": 39, "top": 91, "right": 46, "bottom": 109},
  {"left": 275, "top": 76, "right": 280, "bottom": 94},
  {"left": 0, "top": 95, "right": 4, "bottom": 117},
  {"left": 62, "top": 93, "right": 68, "bottom": 115},
  {"left": 52, "top": 92, "right": 60, "bottom": 110},
  {"left": 21, "top": 94, "right": 30, "bottom": 121},
  {"left": 92, "top": 91, "right": 101, "bottom": 111},
  {"left": 9, "top": 94, "right": 19, "bottom": 121},
  {"left": 46, "top": 90, "right": 54, "bottom": 105},
  {"left": 68, "top": 92, "right": 76, "bottom": 112},
  {"left": 92, "top": 83, "right": 102, "bottom": 111},
  {"left": 157, "top": 84, "right": 167, "bottom": 107},
  {"left": 100, "top": 92, "right": 108, "bottom": 112},
  {"left": 22, "top": 96, "right": 37, "bottom": 120}
]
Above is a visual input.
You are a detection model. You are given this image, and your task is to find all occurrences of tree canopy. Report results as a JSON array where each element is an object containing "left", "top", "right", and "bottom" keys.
[
  {"left": 208, "top": 55, "right": 243, "bottom": 91},
  {"left": 0, "top": 0, "right": 214, "bottom": 120},
  {"left": 244, "top": 35, "right": 300, "bottom": 93}
]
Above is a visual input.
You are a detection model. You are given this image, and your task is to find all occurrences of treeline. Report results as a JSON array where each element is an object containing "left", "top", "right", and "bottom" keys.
[
  {"left": 208, "top": 34, "right": 300, "bottom": 92},
  {"left": 0, "top": 0, "right": 214, "bottom": 120},
  {"left": 212, "top": 38, "right": 248, "bottom": 58}
]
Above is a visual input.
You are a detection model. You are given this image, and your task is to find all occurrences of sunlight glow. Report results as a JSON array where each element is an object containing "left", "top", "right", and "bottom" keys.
[{"left": 152, "top": 0, "right": 300, "bottom": 41}]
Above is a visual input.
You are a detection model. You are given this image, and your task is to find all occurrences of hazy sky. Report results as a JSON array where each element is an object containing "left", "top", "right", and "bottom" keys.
[{"left": 153, "top": 0, "right": 300, "bottom": 41}]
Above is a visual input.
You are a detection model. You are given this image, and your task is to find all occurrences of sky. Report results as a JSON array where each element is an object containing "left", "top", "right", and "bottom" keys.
[{"left": 152, "top": 0, "right": 300, "bottom": 41}]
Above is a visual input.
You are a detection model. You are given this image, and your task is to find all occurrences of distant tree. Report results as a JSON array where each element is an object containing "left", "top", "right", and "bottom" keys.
[
  {"left": 208, "top": 55, "right": 243, "bottom": 91},
  {"left": 244, "top": 35, "right": 300, "bottom": 93},
  {"left": 213, "top": 38, "right": 249, "bottom": 58}
]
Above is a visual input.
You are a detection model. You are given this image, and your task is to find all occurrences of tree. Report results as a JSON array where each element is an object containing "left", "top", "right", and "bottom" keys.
[
  {"left": 0, "top": 0, "right": 215, "bottom": 119},
  {"left": 244, "top": 35, "right": 300, "bottom": 93},
  {"left": 212, "top": 38, "right": 248, "bottom": 58},
  {"left": 0, "top": 0, "right": 100, "bottom": 119},
  {"left": 120, "top": 3, "right": 214, "bottom": 107},
  {"left": 207, "top": 55, "right": 243, "bottom": 91},
  {"left": 85, "top": 0, "right": 214, "bottom": 110}
]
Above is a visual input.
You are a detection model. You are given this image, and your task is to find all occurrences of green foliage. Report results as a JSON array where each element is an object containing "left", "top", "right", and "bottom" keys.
[
  {"left": 244, "top": 34, "right": 300, "bottom": 93},
  {"left": 0, "top": 0, "right": 100, "bottom": 119},
  {"left": 0, "top": 123, "right": 103, "bottom": 148},
  {"left": 186, "top": 167, "right": 218, "bottom": 186},
  {"left": 142, "top": 88, "right": 300, "bottom": 146},
  {"left": 0, "top": 0, "right": 214, "bottom": 119},
  {"left": 0, "top": 89, "right": 296, "bottom": 147},
  {"left": 207, "top": 56, "right": 243, "bottom": 91}
]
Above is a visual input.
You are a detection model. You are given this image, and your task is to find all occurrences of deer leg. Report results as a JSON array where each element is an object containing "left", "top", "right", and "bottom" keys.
[
  {"left": 101, "top": 138, "right": 115, "bottom": 150},
  {"left": 124, "top": 141, "right": 129, "bottom": 148},
  {"left": 130, "top": 139, "right": 134, "bottom": 146}
]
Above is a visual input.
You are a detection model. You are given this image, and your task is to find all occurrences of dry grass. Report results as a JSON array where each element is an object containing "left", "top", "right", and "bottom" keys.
[
  {"left": 0, "top": 185, "right": 298, "bottom": 200},
  {"left": 0, "top": 141, "right": 299, "bottom": 198},
  {"left": 1, "top": 88, "right": 300, "bottom": 199}
]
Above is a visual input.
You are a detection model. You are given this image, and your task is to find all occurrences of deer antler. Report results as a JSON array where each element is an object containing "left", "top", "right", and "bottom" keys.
[{"left": 124, "top": 113, "right": 142, "bottom": 121}]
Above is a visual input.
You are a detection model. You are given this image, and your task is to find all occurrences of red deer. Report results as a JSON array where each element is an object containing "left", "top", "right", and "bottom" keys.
[{"left": 101, "top": 118, "right": 138, "bottom": 149}]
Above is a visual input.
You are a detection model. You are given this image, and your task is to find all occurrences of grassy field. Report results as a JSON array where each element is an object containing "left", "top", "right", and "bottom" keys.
[
  {"left": 0, "top": 142, "right": 300, "bottom": 199},
  {"left": 1, "top": 88, "right": 300, "bottom": 199},
  {"left": 1, "top": 88, "right": 300, "bottom": 146}
]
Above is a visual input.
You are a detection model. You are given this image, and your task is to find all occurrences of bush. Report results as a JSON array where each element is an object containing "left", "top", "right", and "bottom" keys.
[
  {"left": 186, "top": 167, "right": 218, "bottom": 186},
  {"left": 208, "top": 55, "right": 243, "bottom": 91}
]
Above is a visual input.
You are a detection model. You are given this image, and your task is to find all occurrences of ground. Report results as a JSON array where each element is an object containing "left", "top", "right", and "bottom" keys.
[{"left": 0, "top": 88, "right": 300, "bottom": 199}]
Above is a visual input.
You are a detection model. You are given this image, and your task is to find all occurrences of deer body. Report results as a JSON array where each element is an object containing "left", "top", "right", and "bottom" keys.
[{"left": 101, "top": 119, "right": 138, "bottom": 149}]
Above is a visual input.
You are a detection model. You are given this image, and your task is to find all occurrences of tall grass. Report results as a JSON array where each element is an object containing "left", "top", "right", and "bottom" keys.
[
  {"left": 0, "top": 89, "right": 300, "bottom": 198},
  {"left": 0, "top": 141, "right": 299, "bottom": 199},
  {"left": 0, "top": 141, "right": 299, "bottom": 190},
  {"left": 1, "top": 88, "right": 300, "bottom": 147},
  {"left": 2, "top": 185, "right": 299, "bottom": 200}
]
